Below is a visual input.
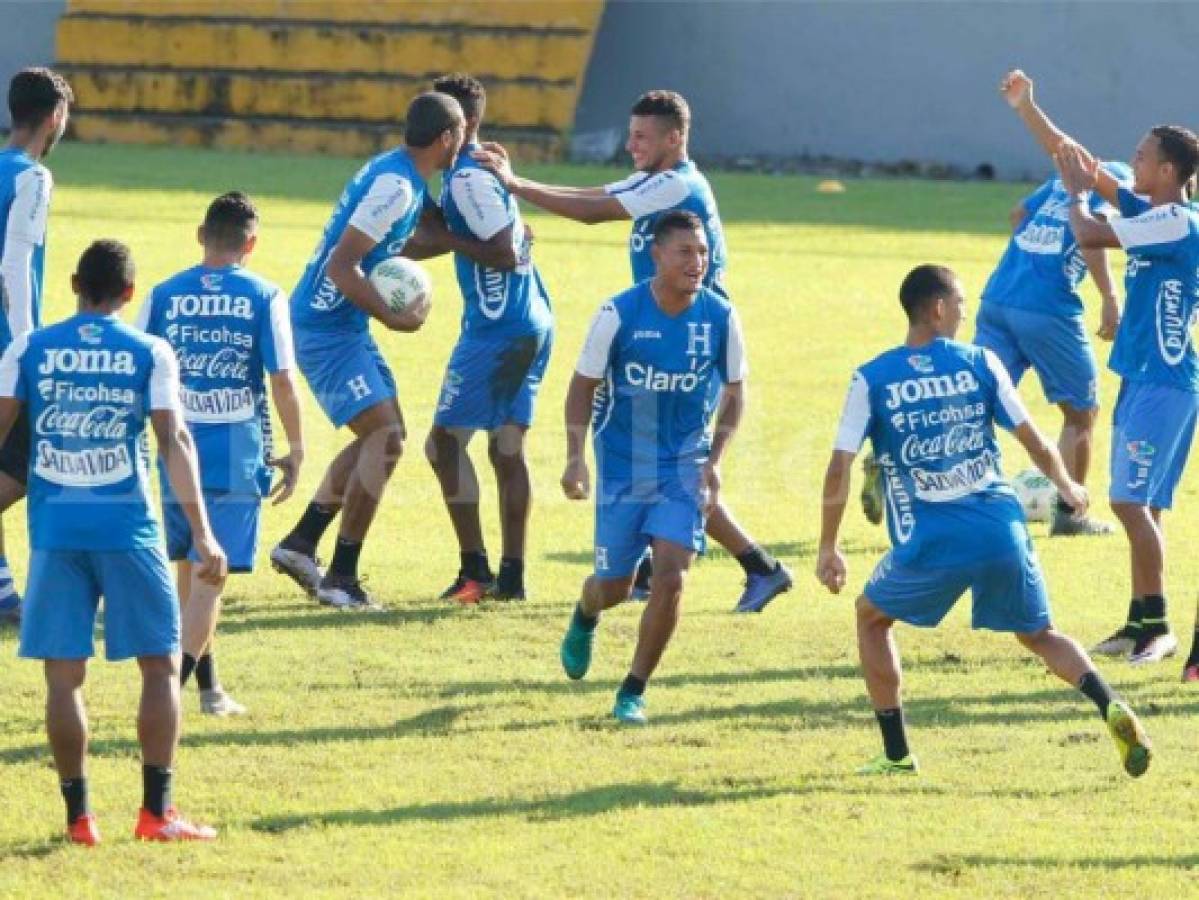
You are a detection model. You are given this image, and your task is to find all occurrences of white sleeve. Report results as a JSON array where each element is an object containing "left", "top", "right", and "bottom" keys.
[
  {"left": 603, "top": 171, "right": 647, "bottom": 195},
  {"left": 347, "top": 173, "right": 416, "bottom": 243},
  {"left": 575, "top": 302, "right": 622, "bottom": 379},
  {"left": 833, "top": 372, "right": 872, "bottom": 453},
  {"left": 0, "top": 234, "right": 35, "bottom": 339},
  {"left": 607, "top": 170, "right": 691, "bottom": 219},
  {"left": 724, "top": 308, "right": 747, "bottom": 382},
  {"left": 449, "top": 168, "right": 513, "bottom": 241},
  {"left": 983, "top": 349, "right": 1030, "bottom": 428},
  {"left": 132, "top": 293, "right": 154, "bottom": 332},
  {"left": 0, "top": 331, "right": 30, "bottom": 398},
  {"left": 7, "top": 166, "right": 51, "bottom": 243},
  {"left": 266, "top": 289, "right": 295, "bottom": 372},
  {"left": 148, "top": 337, "right": 183, "bottom": 412},
  {"left": 1109, "top": 204, "right": 1190, "bottom": 251}
]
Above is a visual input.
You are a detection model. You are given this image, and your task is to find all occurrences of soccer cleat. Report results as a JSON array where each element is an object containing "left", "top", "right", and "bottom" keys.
[
  {"left": 270, "top": 544, "right": 324, "bottom": 598},
  {"left": 200, "top": 688, "right": 247, "bottom": 717},
  {"left": 612, "top": 692, "right": 648, "bottom": 725},
  {"left": 134, "top": 807, "right": 217, "bottom": 842},
  {"left": 734, "top": 563, "right": 794, "bottom": 613},
  {"left": 317, "top": 575, "right": 380, "bottom": 611},
  {"left": 1129, "top": 631, "right": 1178, "bottom": 665},
  {"left": 1091, "top": 626, "right": 1140, "bottom": 657},
  {"left": 860, "top": 452, "right": 884, "bottom": 526},
  {"left": 856, "top": 753, "right": 918, "bottom": 775},
  {"left": 1049, "top": 508, "right": 1116, "bottom": 537},
  {"left": 67, "top": 813, "right": 101, "bottom": 847},
  {"left": 439, "top": 574, "right": 494, "bottom": 607},
  {"left": 1105, "top": 700, "right": 1152, "bottom": 777},
  {"left": 489, "top": 585, "right": 527, "bottom": 603},
  {"left": 559, "top": 620, "right": 594, "bottom": 681},
  {"left": 1182, "top": 663, "right": 1199, "bottom": 684},
  {"left": 0, "top": 595, "right": 19, "bottom": 626}
]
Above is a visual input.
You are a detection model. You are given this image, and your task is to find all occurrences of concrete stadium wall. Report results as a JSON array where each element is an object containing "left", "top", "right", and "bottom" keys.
[
  {"left": 576, "top": 0, "right": 1199, "bottom": 180},
  {"left": 0, "top": 1, "right": 65, "bottom": 129}
]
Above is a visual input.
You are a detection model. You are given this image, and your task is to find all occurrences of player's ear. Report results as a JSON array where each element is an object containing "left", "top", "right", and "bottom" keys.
[
  {"left": 119, "top": 283, "right": 136, "bottom": 305},
  {"left": 70, "top": 273, "right": 80, "bottom": 296},
  {"left": 243, "top": 233, "right": 258, "bottom": 255},
  {"left": 196, "top": 225, "right": 205, "bottom": 247}
]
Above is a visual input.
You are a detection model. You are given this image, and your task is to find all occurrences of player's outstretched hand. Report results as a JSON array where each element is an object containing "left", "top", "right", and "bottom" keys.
[
  {"left": 1000, "top": 69, "right": 1033, "bottom": 109},
  {"left": 268, "top": 449, "right": 304, "bottom": 505},
  {"left": 561, "top": 459, "right": 590, "bottom": 501},
  {"left": 472, "top": 143, "right": 516, "bottom": 190},
  {"left": 1059, "top": 480, "right": 1090, "bottom": 519},
  {"left": 1055, "top": 142, "right": 1099, "bottom": 195},
  {"left": 194, "top": 535, "right": 228, "bottom": 585},
  {"left": 815, "top": 545, "right": 847, "bottom": 594}
]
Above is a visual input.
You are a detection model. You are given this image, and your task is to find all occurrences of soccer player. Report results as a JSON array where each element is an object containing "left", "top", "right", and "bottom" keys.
[
  {"left": 0, "top": 68, "right": 73, "bottom": 624},
  {"left": 138, "top": 192, "right": 303, "bottom": 715},
  {"left": 558, "top": 210, "right": 745, "bottom": 724},
  {"left": 0, "top": 240, "right": 227, "bottom": 844},
  {"left": 816, "top": 263, "right": 1151, "bottom": 777},
  {"left": 269, "top": 92, "right": 465, "bottom": 609},
  {"left": 419, "top": 74, "right": 553, "bottom": 604},
  {"left": 1000, "top": 69, "right": 1199, "bottom": 670},
  {"left": 475, "top": 90, "right": 791, "bottom": 613}
]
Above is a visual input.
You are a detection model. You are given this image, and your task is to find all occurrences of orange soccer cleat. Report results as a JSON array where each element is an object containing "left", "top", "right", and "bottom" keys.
[
  {"left": 134, "top": 807, "right": 217, "bottom": 842},
  {"left": 67, "top": 813, "right": 101, "bottom": 847}
]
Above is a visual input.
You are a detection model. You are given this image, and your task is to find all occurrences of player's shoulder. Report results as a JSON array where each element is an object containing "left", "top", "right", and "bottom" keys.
[
  {"left": 229, "top": 266, "right": 283, "bottom": 301},
  {"left": 697, "top": 286, "right": 735, "bottom": 319}
]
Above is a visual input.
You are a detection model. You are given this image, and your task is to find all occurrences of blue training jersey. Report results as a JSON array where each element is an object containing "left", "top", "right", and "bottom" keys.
[
  {"left": 291, "top": 149, "right": 428, "bottom": 336},
  {"left": 576, "top": 281, "right": 746, "bottom": 482},
  {"left": 0, "top": 148, "right": 51, "bottom": 351},
  {"left": 835, "top": 338, "right": 1031, "bottom": 568},
  {"left": 982, "top": 163, "right": 1130, "bottom": 317},
  {"left": 0, "top": 312, "right": 182, "bottom": 551},
  {"left": 441, "top": 144, "right": 552, "bottom": 338},
  {"left": 1108, "top": 187, "right": 1199, "bottom": 392},
  {"left": 138, "top": 264, "right": 295, "bottom": 494},
  {"left": 605, "top": 160, "right": 728, "bottom": 296}
]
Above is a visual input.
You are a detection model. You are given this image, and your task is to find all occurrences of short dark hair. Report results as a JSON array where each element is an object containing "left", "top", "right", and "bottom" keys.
[
  {"left": 899, "top": 264, "right": 958, "bottom": 323},
  {"left": 75, "top": 240, "right": 135, "bottom": 305},
  {"left": 1151, "top": 125, "right": 1199, "bottom": 186},
  {"left": 405, "top": 92, "right": 464, "bottom": 148},
  {"left": 202, "top": 191, "right": 259, "bottom": 252},
  {"left": 8, "top": 67, "right": 73, "bottom": 130},
  {"left": 432, "top": 74, "right": 485, "bottom": 121},
  {"left": 652, "top": 209, "right": 705, "bottom": 244},
  {"left": 630, "top": 90, "right": 690, "bottom": 136}
]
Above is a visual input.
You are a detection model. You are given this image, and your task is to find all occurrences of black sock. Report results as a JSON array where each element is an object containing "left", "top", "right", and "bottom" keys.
[
  {"left": 328, "top": 537, "right": 363, "bottom": 579},
  {"left": 619, "top": 673, "right": 647, "bottom": 697},
  {"left": 497, "top": 557, "right": 523, "bottom": 592},
  {"left": 195, "top": 652, "right": 216, "bottom": 692},
  {"left": 736, "top": 545, "right": 778, "bottom": 577},
  {"left": 1141, "top": 594, "right": 1168, "bottom": 635},
  {"left": 460, "top": 550, "right": 492, "bottom": 583},
  {"left": 142, "top": 765, "right": 172, "bottom": 817},
  {"left": 571, "top": 604, "right": 598, "bottom": 633},
  {"left": 1124, "top": 598, "right": 1144, "bottom": 633},
  {"left": 634, "top": 552, "right": 653, "bottom": 589},
  {"left": 282, "top": 502, "right": 337, "bottom": 555},
  {"left": 1187, "top": 628, "right": 1199, "bottom": 667},
  {"left": 180, "top": 653, "right": 197, "bottom": 686},
  {"left": 1055, "top": 495, "right": 1076, "bottom": 516},
  {"left": 875, "top": 707, "right": 910, "bottom": 762},
  {"left": 1077, "top": 671, "right": 1114, "bottom": 719},
  {"left": 60, "top": 777, "right": 89, "bottom": 824}
]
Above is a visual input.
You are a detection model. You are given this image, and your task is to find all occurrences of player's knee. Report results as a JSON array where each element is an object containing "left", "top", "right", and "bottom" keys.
[
  {"left": 1062, "top": 403, "right": 1097, "bottom": 430},
  {"left": 44, "top": 660, "right": 87, "bottom": 692},
  {"left": 1015, "top": 627, "right": 1052, "bottom": 652},
  {"left": 651, "top": 568, "right": 686, "bottom": 599},
  {"left": 855, "top": 595, "right": 889, "bottom": 630},
  {"left": 137, "top": 654, "right": 178, "bottom": 681},
  {"left": 487, "top": 429, "right": 526, "bottom": 470},
  {"left": 424, "top": 428, "right": 451, "bottom": 469}
]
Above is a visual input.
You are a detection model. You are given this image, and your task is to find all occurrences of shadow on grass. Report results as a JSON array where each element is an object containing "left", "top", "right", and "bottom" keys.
[
  {"left": 544, "top": 537, "right": 885, "bottom": 566},
  {"left": 915, "top": 852, "right": 1199, "bottom": 874}
]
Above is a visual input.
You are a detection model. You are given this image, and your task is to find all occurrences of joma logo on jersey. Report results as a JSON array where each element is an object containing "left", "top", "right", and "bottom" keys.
[
  {"left": 166, "top": 293, "right": 254, "bottom": 321},
  {"left": 883, "top": 371, "right": 980, "bottom": 410},
  {"left": 38, "top": 349, "right": 136, "bottom": 376}
]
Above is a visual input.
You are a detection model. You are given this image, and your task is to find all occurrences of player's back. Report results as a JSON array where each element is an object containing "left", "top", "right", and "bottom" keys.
[
  {"left": 854, "top": 338, "right": 1024, "bottom": 567},
  {"left": 441, "top": 146, "right": 552, "bottom": 338},
  {"left": 0, "top": 147, "right": 50, "bottom": 349},
  {"left": 291, "top": 148, "right": 427, "bottom": 336}
]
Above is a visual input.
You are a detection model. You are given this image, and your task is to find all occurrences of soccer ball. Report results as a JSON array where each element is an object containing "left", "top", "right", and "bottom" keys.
[
  {"left": 368, "top": 257, "right": 432, "bottom": 312},
  {"left": 1011, "top": 469, "right": 1056, "bottom": 522}
]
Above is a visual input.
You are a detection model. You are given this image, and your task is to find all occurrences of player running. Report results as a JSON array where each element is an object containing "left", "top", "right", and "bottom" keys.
[
  {"left": 0, "top": 68, "right": 73, "bottom": 624},
  {"left": 138, "top": 192, "right": 303, "bottom": 715},
  {"left": 419, "top": 74, "right": 553, "bottom": 605},
  {"left": 0, "top": 240, "right": 227, "bottom": 844},
  {"left": 475, "top": 90, "right": 791, "bottom": 613},
  {"left": 558, "top": 211, "right": 746, "bottom": 724},
  {"left": 1001, "top": 69, "right": 1199, "bottom": 671},
  {"left": 269, "top": 92, "right": 465, "bottom": 609},
  {"left": 817, "top": 263, "right": 1151, "bottom": 777}
]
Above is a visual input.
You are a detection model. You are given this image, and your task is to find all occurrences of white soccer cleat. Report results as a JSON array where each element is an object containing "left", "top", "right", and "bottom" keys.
[
  {"left": 1091, "top": 628, "right": 1138, "bottom": 657},
  {"left": 1129, "top": 632, "right": 1178, "bottom": 666},
  {"left": 199, "top": 689, "right": 247, "bottom": 717},
  {"left": 317, "top": 576, "right": 381, "bottom": 611},
  {"left": 270, "top": 544, "right": 324, "bottom": 597}
]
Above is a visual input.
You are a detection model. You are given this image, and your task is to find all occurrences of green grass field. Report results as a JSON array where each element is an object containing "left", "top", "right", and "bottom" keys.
[{"left": 1, "top": 143, "right": 1197, "bottom": 897}]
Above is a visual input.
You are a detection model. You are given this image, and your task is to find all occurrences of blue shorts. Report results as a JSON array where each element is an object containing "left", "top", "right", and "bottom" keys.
[
  {"left": 164, "top": 490, "right": 261, "bottom": 573},
  {"left": 1109, "top": 380, "right": 1199, "bottom": 509},
  {"left": 19, "top": 547, "right": 179, "bottom": 661},
  {"left": 295, "top": 329, "right": 396, "bottom": 428},
  {"left": 593, "top": 478, "right": 705, "bottom": 579},
  {"left": 975, "top": 304, "right": 1097, "bottom": 410},
  {"left": 434, "top": 330, "right": 552, "bottom": 431},
  {"left": 864, "top": 537, "right": 1051, "bottom": 634}
]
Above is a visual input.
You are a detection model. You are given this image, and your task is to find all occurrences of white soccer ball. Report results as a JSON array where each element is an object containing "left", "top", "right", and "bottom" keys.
[
  {"left": 368, "top": 257, "right": 432, "bottom": 312},
  {"left": 1011, "top": 469, "right": 1056, "bottom": 522}
]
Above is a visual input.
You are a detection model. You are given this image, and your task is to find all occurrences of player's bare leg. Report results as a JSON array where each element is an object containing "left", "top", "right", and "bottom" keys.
[
  {"left": 854, "top": 596, "right": 915, "bottom": 773},
  {"left": 1106, "top": 501, "right": 1175, "bottom": 664},
  {"left": 45, "top": 659, "right": 92, "bottom": 834},
  {"left": 1051, "top": 402, "right": 1112, "bottom": 536},
  {"left": 0, "top": 473, "right": 26, "bottom": 623},
  {"left": 426, "top": 425, "right": 491, "bottom": 603},
  {"left": 707, "top": 500, "right": 793, "bottom": 613},
  {"left": 488, "top": 423, "right": 531, "bottom": 600}
]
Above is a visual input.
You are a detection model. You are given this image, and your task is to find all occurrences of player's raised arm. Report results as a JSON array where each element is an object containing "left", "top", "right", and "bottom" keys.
[
  {"left": 473, "top": 145, "right": 629, "bottom": 224},
  {"left": 1057, "top": 145, "right": 1123, "bottom": 249}
]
